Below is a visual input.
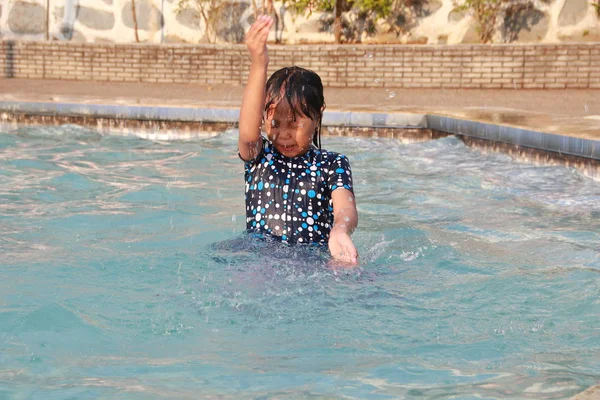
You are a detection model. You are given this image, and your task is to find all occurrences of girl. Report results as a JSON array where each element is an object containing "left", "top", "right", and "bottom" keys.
[{"left": 239, "top": 15, "right": 358, "bottom": 265}]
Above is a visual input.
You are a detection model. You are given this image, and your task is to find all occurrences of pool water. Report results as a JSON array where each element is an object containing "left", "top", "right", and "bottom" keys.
[{"left": 1, "top": 125, "right": 599, "bottom": 399}]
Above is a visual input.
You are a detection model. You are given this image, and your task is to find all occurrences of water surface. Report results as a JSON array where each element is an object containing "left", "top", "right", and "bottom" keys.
[{"left": 1, "top": 125, "right": 599, "bottom": 399}]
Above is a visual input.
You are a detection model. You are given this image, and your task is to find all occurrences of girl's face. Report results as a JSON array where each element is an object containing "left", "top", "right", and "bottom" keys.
[{"left": 264, "top": 101, "right": 317, "bottom": 158}]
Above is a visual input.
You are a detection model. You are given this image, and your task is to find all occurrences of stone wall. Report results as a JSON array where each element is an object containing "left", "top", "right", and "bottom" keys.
[
  {"left": 0, "top": 0, "right": 599, "bottom": 45},
  {"left": 2, "top": 41, "right": 599, "bottom": 89}
]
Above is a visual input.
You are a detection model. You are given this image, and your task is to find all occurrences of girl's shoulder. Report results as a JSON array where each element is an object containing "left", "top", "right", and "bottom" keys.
[{"left": 314, "top": 147, "right": 351, "bottom": 164}]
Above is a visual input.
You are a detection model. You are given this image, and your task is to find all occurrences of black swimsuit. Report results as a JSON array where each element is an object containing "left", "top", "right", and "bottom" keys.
[{"left": 242, "top": 136, "right": 353, "bottom": 245}]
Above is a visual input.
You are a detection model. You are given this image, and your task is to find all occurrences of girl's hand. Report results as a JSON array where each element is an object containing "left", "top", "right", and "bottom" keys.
[
  {"left": 328, "top": 228, "right": 358, "bottom": 266},
  {"left": 245, "top": 15, "right": 274, "bottom": 66}
]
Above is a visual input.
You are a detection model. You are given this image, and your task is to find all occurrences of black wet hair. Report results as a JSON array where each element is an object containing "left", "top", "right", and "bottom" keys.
[{"left": 264, "top": 66, "right": 325, "bottom": 149}]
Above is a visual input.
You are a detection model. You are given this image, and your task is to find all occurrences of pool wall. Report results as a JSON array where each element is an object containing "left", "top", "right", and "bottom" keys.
[
  {"left": 2, "top": 40, "right": 600, "bottom": 89},
  {"left": 1, "top": 100, "right": 599, "bottom": 180}
]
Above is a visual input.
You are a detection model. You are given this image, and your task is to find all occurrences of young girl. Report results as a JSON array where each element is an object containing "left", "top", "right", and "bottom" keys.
[{"left": 239, "top": 15, "right": 358, "bottom": 265}]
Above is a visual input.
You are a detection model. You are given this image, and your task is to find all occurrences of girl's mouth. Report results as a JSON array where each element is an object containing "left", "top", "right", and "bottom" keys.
[{"left": 281, "top": 144, "right": 296, "bottom": 153}]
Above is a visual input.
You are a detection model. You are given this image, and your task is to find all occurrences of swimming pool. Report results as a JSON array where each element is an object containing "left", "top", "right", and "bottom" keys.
[{"left": 1, "top": 124, "right": 599, "bottom": 399}]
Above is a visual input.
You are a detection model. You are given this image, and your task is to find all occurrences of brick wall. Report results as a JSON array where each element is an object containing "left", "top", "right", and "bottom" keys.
[{"left": 1, "top": 41, "right": 599, "bottom": 89}]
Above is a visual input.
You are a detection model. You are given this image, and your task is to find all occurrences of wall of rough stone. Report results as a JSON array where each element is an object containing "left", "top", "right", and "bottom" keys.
[
  {"left": 0, "top": 0, "right": 599, "bottom": 45},
  {"left": 2, "top": 41, "right": 599, "bottom": 89}
]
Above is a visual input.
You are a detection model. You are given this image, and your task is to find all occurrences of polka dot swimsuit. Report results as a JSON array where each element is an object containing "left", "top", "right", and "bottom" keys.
[{"left": 242, "top": 136, "right": 353, "bottom": 245}]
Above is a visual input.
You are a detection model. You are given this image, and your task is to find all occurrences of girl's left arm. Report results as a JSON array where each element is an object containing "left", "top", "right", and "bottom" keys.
[{"left": 329, "top": 188, "right": 359, "bottom": 265}]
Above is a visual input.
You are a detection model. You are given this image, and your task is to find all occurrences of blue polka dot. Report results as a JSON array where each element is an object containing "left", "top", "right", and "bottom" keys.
[
  {"left": 302, "top": 212, "right": 307, "bottom": 217},
  {"left": 283, "top": 194, "right": 288, "bottom": 199},
  {"left": 253, "top": 209, "right": 257, "bottom": 215},
  {"left": 258, "top": 182, "right": 264, "bottom": 190},
  {"left": 260, "top": 220, "right": 265, "bottom": 226},
  {"left": 308, "top": 190, "right": 316, "bottom": 198},
  {"left": 261, "top": 208, "right": 266, "bottom": 214},
  {"left": 282, "top": 235, "right": 287, "bottom": 240},
  {"left": 295, "top": 189, "right": 299, "bottom": 193},
  {"left": 302, "top": 223, "right": 308, "bottom": 229},
  {"left": 285, "top": 179, "right": 290, "bottom": 184},
  {"left": 336, "top": 168, "right": 345, "bottom": 173},
  {"left": 270, "top": 183, "right": 275, "bottom": 188}
]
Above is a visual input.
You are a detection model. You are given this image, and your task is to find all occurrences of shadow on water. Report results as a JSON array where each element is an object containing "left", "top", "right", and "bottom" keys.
[{"left": 209, "top": 232, "right": 371, "bottom": 280}]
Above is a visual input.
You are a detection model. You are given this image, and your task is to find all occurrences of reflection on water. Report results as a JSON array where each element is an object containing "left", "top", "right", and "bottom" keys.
[{"left": 1, "top": 125, "right": 599, "bottom": 399}]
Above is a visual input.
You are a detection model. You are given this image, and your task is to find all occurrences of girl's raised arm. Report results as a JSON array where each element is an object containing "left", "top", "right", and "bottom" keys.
[{"left": 238, "top": 15, "right": 274, "bottom": 161}]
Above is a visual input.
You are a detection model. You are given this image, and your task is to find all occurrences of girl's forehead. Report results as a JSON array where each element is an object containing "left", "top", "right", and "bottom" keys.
[{"left": 267, "top": 101, "right": 309, "bottom": 119}]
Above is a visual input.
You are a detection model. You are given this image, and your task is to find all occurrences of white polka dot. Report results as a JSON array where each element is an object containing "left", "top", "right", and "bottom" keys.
[{"left": 307, "top": 217, "right": 314, "bottom": 225}]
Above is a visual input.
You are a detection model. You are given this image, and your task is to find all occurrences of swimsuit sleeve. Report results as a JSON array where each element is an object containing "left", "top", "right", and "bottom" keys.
[{"left": 326, "top": 153, "right": 354, "bottom": 194}]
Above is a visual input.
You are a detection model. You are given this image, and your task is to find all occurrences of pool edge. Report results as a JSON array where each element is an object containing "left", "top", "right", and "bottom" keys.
[{"left": 1, "top": 100, "right": 599, "bottom": 162}]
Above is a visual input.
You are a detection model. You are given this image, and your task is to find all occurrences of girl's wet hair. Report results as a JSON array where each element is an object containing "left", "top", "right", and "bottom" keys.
[{"left": 264, "top": 66, "right": 325, "bottom": 149}]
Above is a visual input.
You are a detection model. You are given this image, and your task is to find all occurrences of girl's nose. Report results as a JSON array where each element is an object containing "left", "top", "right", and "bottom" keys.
[{"left": 278, "top": 128, "right": 292, "bottom": 139}]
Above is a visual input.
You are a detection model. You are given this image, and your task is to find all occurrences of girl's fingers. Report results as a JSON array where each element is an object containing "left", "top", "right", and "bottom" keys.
[
  {"left": 342, "top": 245, "right": 358, "bottom": 263},
  {"left": 256, "top": 17, "right": 273, "bottom": 38},
  {"left": 246, "top": 16, "right": 272, "bottom": 43},
  {"left": 252, "top": 15, "right": 272, "bottom": 31}
]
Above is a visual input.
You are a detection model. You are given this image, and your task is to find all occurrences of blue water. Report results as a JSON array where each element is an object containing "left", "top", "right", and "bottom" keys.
[{"left": 1, "top": 124, "right": 599, "bottom": 399}]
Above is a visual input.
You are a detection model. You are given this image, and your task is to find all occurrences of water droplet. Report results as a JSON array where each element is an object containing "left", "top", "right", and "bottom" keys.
[
  {"left": 231, "top": 214, "right": 236, "bottom": 222},
  {"left": 374, "top": 78, "right": 381, "bottom": 83},
  {"left": 387, "top": 91, "right": 396, "bottom": 99},
  {"left": 584, "top": 104, "right": 589, "bottom": 113}
]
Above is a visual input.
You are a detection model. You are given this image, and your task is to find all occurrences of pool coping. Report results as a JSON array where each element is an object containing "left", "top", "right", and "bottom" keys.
[{"left": 1, "top": 100, "right": 599, "bottom": 161}]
